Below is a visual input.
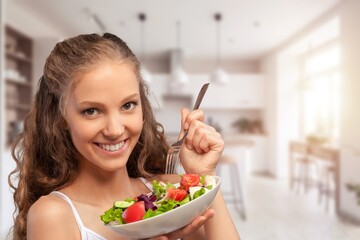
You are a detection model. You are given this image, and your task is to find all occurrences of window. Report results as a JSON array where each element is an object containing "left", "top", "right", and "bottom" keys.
[{"left": 299, "top": 17, "right": 341, "bottom": 143}]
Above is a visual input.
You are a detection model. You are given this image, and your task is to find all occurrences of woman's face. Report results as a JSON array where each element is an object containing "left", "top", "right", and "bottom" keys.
[{"left": 64, "top": 61, "right": 143, "bottom": 172}]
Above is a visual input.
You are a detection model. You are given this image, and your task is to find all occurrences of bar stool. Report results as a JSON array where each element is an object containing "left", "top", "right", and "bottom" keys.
[
  {"left": 289, "top": 141, "right": 316, "bottom": 194},
  {"left": 309, "top": 144, "right": 339, "bottom": 212},
  {"left": 319, "top": 164, "right": 335, "bottom": 211},
  {"left": 216, "top": 154, "right": 246, "bottom": 220}
]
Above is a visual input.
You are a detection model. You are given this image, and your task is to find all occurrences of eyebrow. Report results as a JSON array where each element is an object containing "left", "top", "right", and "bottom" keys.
[{"left": 77, "top": 93, "right": 140, "bottom": 106}]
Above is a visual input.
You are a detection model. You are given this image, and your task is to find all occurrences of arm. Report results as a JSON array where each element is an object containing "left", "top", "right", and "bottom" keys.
[
  {"left": 27, "top": 195, "right": 80, "bottom": 240},
  {"left": 204, "top": 190, "right": 240, "bottom": 240},
  {"left": 179, "top": 108, "right": 241, "bottom": 239}
]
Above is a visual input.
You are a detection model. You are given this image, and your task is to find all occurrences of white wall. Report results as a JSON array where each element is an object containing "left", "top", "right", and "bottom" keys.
[
  {"left": 339, "top": 0, "right": 360, "bottom": 222},
  {"left": 260, "top": 54, "right": 278, "bottom": 177},
  {"left": 6, "top": 0, "right": 64, "bottom": 39},
  {"left": 261, "top": 50, "right": 302, "bottom": 179},
  {"left": 33, "top": 37, "right": 62, "bottom": 87}
]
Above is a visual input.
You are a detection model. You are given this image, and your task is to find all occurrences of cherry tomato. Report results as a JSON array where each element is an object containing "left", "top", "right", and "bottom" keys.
[
  {"left": 167, "top": 188, "right": 188, "bottom": 201},
  {"left": 122, "top": 201, "right": 146, "bottom": 223},
  {"left": 180, "top": 174, "right": 200, "bottom": 191}
]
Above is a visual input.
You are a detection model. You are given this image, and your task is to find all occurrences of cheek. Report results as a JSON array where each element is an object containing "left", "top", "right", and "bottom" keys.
[
  {"left": 132, "top": 114, "right": 144, "bottom": 135},
  {"left": 68, "top": 122, "right": 95, "bottom": 144},
  {"left": 129, "top": 107, "right": 144, "bottom": 136}
]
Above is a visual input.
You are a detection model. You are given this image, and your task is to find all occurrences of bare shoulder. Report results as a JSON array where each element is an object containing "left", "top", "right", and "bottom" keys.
[
  {"left": 27, "top": 194, "right": 80, "bottom": 239},
  {"left": 29, "top": 194, "right": 68, "bottom": 217}
]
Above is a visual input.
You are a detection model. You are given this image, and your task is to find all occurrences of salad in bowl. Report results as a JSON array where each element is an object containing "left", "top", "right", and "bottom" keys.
[{"left": 100, "top": 174, "right": 221, "bottom": 238}]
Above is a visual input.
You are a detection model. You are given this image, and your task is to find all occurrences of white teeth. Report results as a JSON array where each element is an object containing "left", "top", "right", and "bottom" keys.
[{"left": 99, "top": 142, "right": 124, "bottom": 152}]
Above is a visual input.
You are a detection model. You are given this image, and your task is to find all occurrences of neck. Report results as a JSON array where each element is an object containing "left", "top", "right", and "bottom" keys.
[{"left": 65, "top": 165, "right": 137, "bottom": 206}]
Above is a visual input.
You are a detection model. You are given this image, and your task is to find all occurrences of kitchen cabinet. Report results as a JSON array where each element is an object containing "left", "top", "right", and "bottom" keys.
[
  {"left": 149, "top": 73, "right": 264, "bottom": 110},
  {"left": 4, "top": 26, "right": 33, "bottom": 147},
  {"left": 234, "top": 74, "right": 264, "bottom": 109},
  {"left": 181, "top": 74, "right": 264, "bottom": 110}
]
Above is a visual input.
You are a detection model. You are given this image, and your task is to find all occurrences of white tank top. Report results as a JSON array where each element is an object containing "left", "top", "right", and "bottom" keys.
[{"left": 50, "top": 177, "right": 153, "bottom": 240}]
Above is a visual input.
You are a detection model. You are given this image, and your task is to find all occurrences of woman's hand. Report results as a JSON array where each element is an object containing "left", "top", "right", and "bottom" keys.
[
  {"left": 148, "top": 208, "right": 215, "bottom": 240},
  {"left": 178, "top": 108, "right": 224, "bottom": 175}
]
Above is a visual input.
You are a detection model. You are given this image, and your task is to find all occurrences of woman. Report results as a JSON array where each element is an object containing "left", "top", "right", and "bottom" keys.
[{"left": 9, "top": 33, "right": 240, "bottom": 240}]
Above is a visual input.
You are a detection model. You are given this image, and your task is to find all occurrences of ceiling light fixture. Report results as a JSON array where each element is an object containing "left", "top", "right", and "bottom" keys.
[
  {"left": 172, "top": 20, "right": 188, "bottom": 84},
  {"left": 84, "top": 8, "right": 106, "bottom": 32},
  {"left": 92, "top": 14, "right": 106, "bottom": 32},
  {"left": 211, "top": 13, "right": 228, "bottom": 85},
  {"left": 138, "top": 13, "right": 152, "bottom": 83}
]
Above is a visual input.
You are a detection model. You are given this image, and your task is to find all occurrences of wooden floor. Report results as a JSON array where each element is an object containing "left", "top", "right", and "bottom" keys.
[{"left": 225, "top": 174, "right": 360, "bottom": 240}]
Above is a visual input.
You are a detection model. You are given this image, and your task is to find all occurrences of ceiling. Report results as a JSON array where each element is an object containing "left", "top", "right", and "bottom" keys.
[{"left": 11, "top": 0, "right": 341, "bottom": 63}]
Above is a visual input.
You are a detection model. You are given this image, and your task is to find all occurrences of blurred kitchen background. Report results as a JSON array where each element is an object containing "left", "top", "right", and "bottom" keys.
[{"left": 1, "top": 0, "right": 360, "bottom": 239}]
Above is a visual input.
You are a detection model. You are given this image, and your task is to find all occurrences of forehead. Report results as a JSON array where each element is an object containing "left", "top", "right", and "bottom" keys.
[
  {"left": 81, "top": 60, "right": 136, "bottom": 81},
  {"left": 76, "top": 58, "right": 136, "bottom": 81},
  {"left": 68, "top": 61, "right": 139, "bottom": 102}
]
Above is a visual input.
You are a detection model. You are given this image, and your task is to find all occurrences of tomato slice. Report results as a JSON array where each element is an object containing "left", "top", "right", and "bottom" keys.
[
  {"left": 122, "top": 201, "right": 146, "bottom": 223},
  {"left": 180, "top": 174, "right": 200, "bottom": 191},
  {"left": 167, "top": 188, "right": 188, "bottom": 201}
]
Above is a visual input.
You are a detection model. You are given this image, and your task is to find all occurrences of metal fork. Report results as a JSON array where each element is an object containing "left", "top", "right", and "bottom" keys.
[{"left": 165, "top": 83, "right": 210, "bottom": 174}]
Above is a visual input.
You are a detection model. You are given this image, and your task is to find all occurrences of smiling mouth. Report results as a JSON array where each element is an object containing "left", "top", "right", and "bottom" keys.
[{"left": 98, "top": 141, "right": 125, "bottom": 152}]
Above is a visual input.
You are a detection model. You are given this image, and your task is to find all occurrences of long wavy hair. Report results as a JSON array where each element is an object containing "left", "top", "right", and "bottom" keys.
[{"left": 8, "top": 33, "right": 169, "bottom": 240}]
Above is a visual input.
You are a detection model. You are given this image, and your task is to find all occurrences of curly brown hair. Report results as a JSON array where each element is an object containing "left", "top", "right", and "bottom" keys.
[{"left": 8, "top": 33, "right": 169, "bottom": 240}]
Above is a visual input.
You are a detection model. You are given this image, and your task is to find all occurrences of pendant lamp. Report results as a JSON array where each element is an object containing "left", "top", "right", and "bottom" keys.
[
  {"left": 211, "top": 13, "right": 228, "bottom": 84},
  {"left": 172, "top": 20, "right": 188, "bottom": 84},
  {"left": 139, "top": 13, "right": 152, "bottom": 83}
]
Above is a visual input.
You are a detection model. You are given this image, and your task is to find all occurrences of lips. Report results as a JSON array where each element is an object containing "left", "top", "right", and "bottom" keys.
[{"left": 98, "top": 141, "right": 125, "bottom": 152}]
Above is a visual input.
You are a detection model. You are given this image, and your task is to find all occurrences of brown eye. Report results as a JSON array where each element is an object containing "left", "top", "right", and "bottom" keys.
[
  {"left": 82, "top": 108, "right": 98, "bottom": 116},
  {"left": 123, "top": 102, "right": 137, "bottom": 111}
]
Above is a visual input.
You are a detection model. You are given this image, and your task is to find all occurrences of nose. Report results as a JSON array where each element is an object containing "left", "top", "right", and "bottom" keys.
[{"left": 103, "top": 113, "right": 124, "bottom": 138}]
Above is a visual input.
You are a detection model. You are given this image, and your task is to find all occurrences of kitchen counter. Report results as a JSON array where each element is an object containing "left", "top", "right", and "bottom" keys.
[{"left": 222, "top": 133, "right": 257, "bottom": 147}]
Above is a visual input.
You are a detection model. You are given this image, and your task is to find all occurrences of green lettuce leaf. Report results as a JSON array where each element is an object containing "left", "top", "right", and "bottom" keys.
[{"left": 100, "top": 207, "right": 124, "bottom": 224}]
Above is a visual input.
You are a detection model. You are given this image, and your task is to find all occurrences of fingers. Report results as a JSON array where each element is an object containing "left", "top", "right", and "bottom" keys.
[
  {"left": 181, "top": 108, "right": 190, "bottom": 130},
  {"left": 178, "top": 108, "right": 190, "bottom": 140},
  {"left": 179, "top": 107, "right": 224, "bottom": 154},
  {"left": 147, "top": 236, "right": 167, "bottom": 240},
  {"left": 186, "top": 126, "right": 216, "bottom": 152},
  {"left": 164, "top": 209, "right": 215, "bottom": 240},
  {"left": 181, "top": 108, "right": 205, "bottom": 131},
  {"left": 185, "top": 122, "right": 223, "bottom": 153}
]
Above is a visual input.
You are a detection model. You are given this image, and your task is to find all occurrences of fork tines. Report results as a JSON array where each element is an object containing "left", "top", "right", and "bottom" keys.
[{"left": 165, "top": 145, "right": 181, "bottom": 174}]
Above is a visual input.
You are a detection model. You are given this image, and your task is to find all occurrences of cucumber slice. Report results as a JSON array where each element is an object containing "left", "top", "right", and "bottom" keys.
[{"left": 114, "top": 200, "right": 135, "bottom": 208}]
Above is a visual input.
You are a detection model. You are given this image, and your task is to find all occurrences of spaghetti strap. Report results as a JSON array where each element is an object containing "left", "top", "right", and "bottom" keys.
[
  {"left": 50, "top": 191, "right": 85, "bottom": 230},
  {"left": 50, "top": 191, "right": 106, "bottom": 240},
  {"left": 138, "top": 177, "right": 153, "bottom": 191}
]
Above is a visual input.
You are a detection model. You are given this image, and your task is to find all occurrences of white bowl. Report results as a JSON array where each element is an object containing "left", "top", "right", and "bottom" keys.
[{"left": 106, "top": 176, "right": 221, "bottom": 239}]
